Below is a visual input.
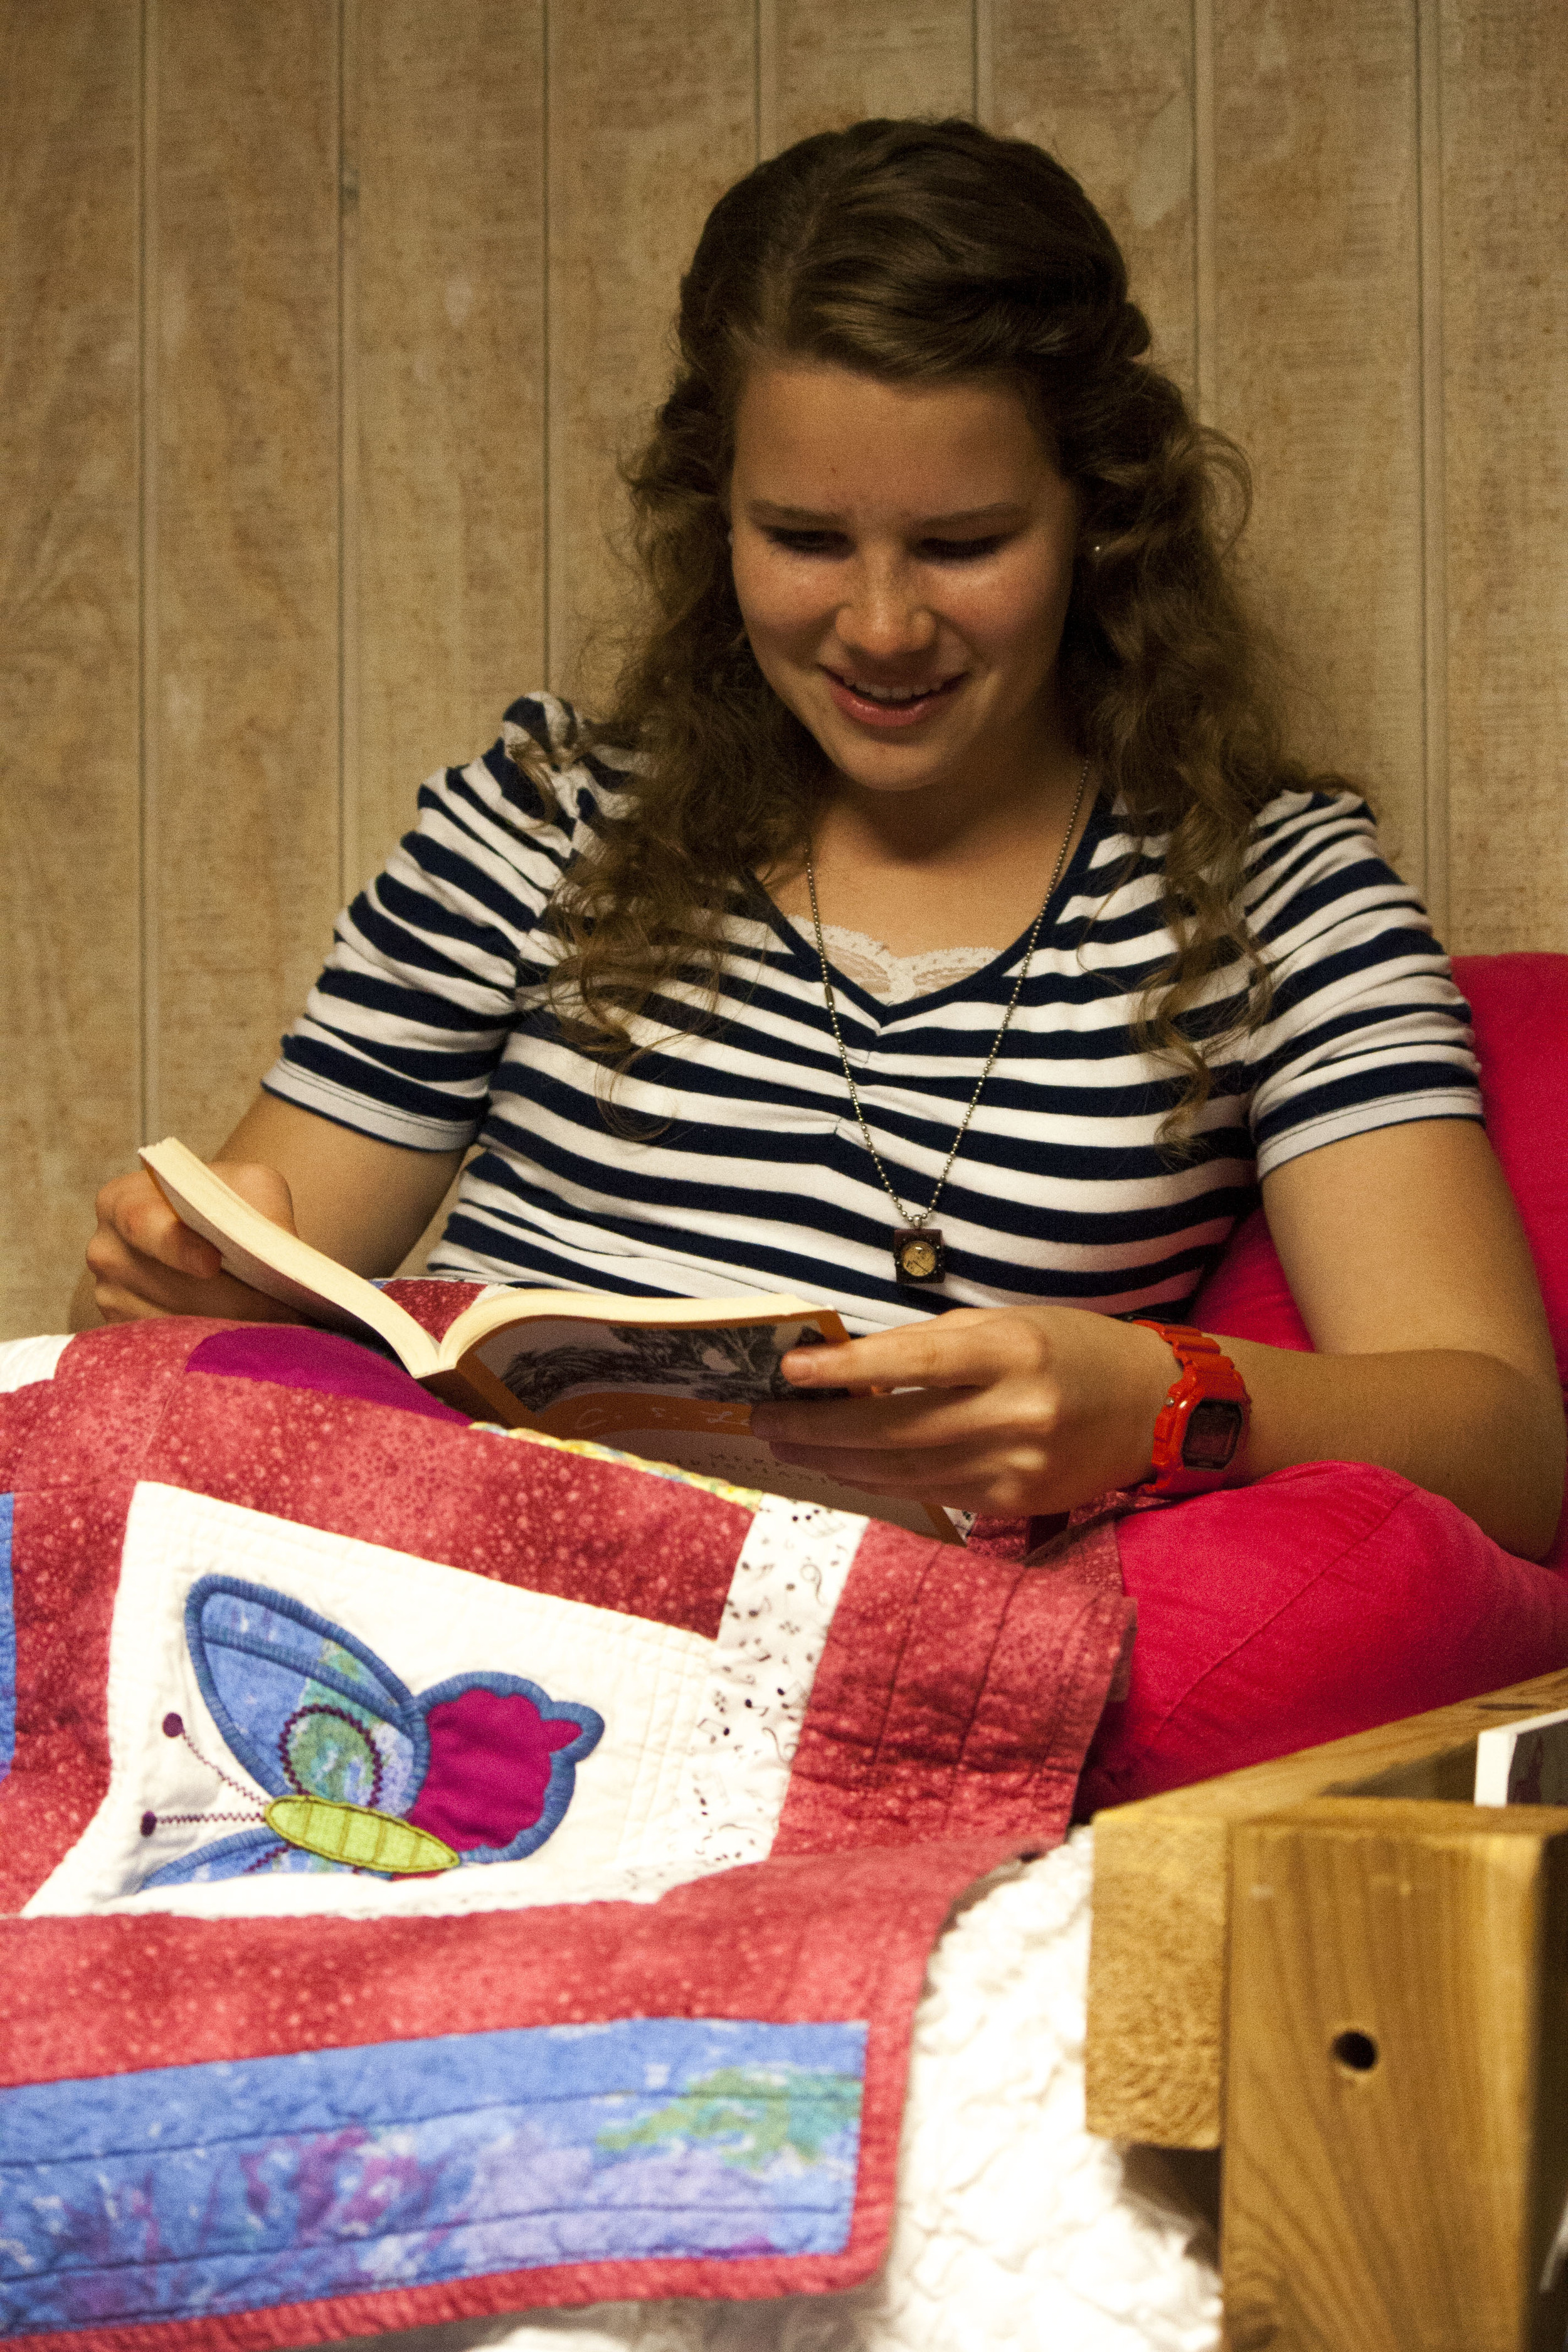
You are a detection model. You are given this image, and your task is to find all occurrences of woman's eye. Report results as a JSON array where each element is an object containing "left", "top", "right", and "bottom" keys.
[
  {"left": 762, "top": 529, "right": 847, "bottom": 556},
  {"left": 755, "top": 528, "right": 1009, "bottom": 561},
  {"left": 920, "top": 536, "right": 1008, "bottom": 563}
]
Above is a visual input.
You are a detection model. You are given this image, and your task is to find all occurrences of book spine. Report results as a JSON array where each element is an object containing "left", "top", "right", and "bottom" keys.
[{"left": 421, "top": 1362, "right": 529, "bottom": 1424}]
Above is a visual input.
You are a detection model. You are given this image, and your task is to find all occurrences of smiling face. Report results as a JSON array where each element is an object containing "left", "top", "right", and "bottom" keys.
[{"left": 728, "top": 363, "right": 1083, "bottom": 812}]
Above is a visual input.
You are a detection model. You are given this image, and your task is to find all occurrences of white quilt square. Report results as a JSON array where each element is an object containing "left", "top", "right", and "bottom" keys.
[{"left": 25, "top": 1482, "right": 862, "bottom": 1922}]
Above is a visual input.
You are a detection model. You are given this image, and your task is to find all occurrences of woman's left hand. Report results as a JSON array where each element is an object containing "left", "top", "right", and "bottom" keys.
[{"left": 750, "top": 1305, "right": 1177, "bottom": 1516}]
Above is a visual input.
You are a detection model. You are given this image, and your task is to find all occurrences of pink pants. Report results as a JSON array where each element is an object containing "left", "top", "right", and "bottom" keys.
[{"left": 1072, "top": 1461, "right": 1568, "bottom": 1814}]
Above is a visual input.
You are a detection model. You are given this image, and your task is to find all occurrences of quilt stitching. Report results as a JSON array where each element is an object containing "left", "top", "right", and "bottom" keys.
[
  {"left": 0, "top": 1317, "right": 1131, "bottom": 2344},
  {"left": 862, "top": 1542, "right": 940, "bottom": 1796},
  {"left": 0, "top": 1326, "right": 231, "bottom": 1908},
  {"left": 132, "top": 1576, "right": 604, "bottom": 1885},
  {"left": 0, "top": 1492, "right": 13, "bottom": 1783},
  {"left": 659, "top": 1498, "right": 862, "bottom": 1870},
  {"left": 0, "top": 2020, "right": 869, "bottom": 2327},
  {"left": 26, "top": 1483, "right": 728, "bottom": 1919},
  {"left": 938, "top": 1567, "right": 1027, "bottom": 1833}
]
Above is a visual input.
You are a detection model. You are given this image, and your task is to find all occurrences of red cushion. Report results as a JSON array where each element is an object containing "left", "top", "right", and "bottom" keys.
[
  {"left": 1187, "top": 1202, "right": 1310, "bottom": 1352},
  {"left": 1187, "top": 951, "right": 1568, "bottom": 1564},
  {"left": 1079, "top": 954, "right": 1568, "bottom": 1807},
  {"left": 1078, "top": 1461, "right": 1568, "bottom": 1809}
]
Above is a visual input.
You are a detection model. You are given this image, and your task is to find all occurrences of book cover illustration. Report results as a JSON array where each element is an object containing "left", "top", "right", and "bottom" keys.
[{"left": 475, "top": 1316, "right": 844, "bottom": 1422}]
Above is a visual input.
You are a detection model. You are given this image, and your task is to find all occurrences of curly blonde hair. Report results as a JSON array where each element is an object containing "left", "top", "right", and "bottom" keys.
[{"left": 549, "top": 117, "right": 1344, "bottom": 1128}]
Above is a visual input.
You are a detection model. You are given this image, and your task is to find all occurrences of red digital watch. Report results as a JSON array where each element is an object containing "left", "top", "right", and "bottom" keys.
[{"left": 1128, "top": 1322, "right": 1251, "bottom": 1496}]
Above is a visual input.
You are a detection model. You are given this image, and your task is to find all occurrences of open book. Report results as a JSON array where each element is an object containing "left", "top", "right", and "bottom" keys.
[
  {"left": 1474, "top": 1704, "right": 1568, "bottom": 1806},
  {"left": 141, "top": 1139, "right": 958, "bottom": 1544}
]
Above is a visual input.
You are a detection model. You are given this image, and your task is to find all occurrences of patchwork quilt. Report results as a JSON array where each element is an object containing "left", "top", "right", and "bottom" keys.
[{"left": 0, "top": 1294, "right": 1135, "bottom": 2352}]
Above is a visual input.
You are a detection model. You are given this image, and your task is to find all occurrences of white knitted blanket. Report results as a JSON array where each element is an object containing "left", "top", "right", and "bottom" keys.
[{"left": 311, "top": 1836, "right": 1222, "bottom": 2352}]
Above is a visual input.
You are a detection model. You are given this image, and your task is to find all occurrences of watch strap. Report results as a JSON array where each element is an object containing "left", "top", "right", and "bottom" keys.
[{"left": 1128, "top": 1320, "right": 1251, "bottom": 1496}]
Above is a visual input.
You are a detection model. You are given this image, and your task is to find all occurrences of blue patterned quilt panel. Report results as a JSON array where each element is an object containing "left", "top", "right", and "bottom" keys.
[{"left": 0, "top": 2016, "right": 867, "bottom": 2333}]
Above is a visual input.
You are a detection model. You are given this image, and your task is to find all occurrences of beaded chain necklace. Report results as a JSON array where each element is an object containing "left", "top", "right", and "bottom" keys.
[{"left": 805, "top": 754, "right": 1092, "bottom": 1287}]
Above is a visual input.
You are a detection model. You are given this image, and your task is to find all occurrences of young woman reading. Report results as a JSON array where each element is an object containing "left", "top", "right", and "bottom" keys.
[{"left": 80, "top": 119, "right": 1564, "bottom": 1570}]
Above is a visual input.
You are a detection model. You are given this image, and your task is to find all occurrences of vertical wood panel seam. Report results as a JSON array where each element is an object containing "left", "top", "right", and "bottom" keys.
[
  {"left": 755, "top": 0, "right": 777, "bottom": 161},
  {"left": 137, "top": 0, "right": 159, "bottom": 1145},
  {"left": 337, "top": 0, "right": 359, "bottom": 906},
  {"left": 542, "top": 0, "right": 553, "bottom": 688},
  {"left": 1192, "top": 0, "right": 1216, "bottom": 428},
  {"left": 338, "top": 0, "right": 359, "bottom": 903},
  {"left": 1415, "top": 0, "right": 1449, "bottom": 936},
  {"left": 972, "top": 0, "right": 993, "bottom": 129}
]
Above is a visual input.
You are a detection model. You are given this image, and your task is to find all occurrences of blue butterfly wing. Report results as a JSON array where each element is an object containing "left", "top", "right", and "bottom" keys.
[
  {"left": 139, "top": 1826, "right": 354, "bottom": 1887},
  {"left": 185, "top": 1576, "right": 427, "bottom": 1811},
  {"left": 139, "top": 1826, "right": 287, "bottom": 1887}
]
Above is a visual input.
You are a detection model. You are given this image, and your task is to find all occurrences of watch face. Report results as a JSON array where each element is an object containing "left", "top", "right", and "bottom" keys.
[{"left": 1182, "top": 1397, "right": 1246, "bottom": 1470}]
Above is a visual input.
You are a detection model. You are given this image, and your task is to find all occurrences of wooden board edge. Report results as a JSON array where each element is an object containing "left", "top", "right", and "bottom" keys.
[{"left": 1084, "top": 1668, "right": 1568, "bottom": 2148}]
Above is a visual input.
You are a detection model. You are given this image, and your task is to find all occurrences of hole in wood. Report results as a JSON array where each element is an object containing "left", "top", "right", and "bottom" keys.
[{"left": 1330, "top": 2029, "right": 1379, "bottom": 2074}]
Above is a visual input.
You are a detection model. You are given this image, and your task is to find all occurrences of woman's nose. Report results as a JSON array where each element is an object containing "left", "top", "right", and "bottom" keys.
[{"left": 834, "top": 561, "right": 938, "bottom": 661}]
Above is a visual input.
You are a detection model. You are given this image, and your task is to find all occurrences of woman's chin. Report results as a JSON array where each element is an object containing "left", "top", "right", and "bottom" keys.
[
  {"left": 802, "top": 701, "right": 982, "bottom": 798},
  {"left": 825, "top": 750, "right": 974, "bottom": 802}
]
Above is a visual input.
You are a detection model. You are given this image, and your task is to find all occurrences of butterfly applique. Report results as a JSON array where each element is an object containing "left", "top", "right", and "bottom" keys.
[{"left": 139, "top": 1575, "right": 603, "bottom": 1887}]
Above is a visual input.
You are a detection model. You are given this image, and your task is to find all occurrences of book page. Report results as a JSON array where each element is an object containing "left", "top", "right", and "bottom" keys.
[
  {"left": 439, "top": 1283, "right": 842, "bottom": 1360},
  {"left": 465, "top": 1317, "right": 955, "bottom": 1541},
  {"left": 1475, "top": 1706, "right": 1568, "bottom": 1804},
  {"left": 465, "top": 1314, "right": 842, "bottom": 1420},
  {"left": 138, "top": 1140, "right": 438, "bottom": 1374}
]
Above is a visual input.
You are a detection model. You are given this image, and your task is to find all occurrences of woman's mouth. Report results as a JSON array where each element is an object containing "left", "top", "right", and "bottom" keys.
[{"left": 823, "top": 670, "right": 965, "bottom": 729}]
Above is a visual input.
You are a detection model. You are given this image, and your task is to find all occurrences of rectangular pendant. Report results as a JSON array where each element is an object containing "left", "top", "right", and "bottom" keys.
[{"left": 893, "top": 1227, "right": 945, "bottom": 1285}]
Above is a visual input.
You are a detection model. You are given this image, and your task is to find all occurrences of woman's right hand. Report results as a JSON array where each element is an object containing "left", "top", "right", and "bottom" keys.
[
  {"left": 83, "top": 1162, "right": 304, "bottom": 1325},
  {"left": 75, "top": 1093, "right": 466, "bottom": 1330}
]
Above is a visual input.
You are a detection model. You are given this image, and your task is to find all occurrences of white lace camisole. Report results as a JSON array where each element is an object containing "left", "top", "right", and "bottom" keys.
[{"left": 785, "top": 918, "right": 1002, "bottom": 1004}]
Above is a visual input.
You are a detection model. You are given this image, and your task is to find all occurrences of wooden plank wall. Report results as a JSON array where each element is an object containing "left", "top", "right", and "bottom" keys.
[{"left": 3, "top": 0, "right": 1564, "bottom": 1339}]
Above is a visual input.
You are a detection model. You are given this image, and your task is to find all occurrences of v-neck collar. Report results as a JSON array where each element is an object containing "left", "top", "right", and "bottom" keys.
[{"left": 751, "top": 788, "right": 1111, "bottom": 1027}]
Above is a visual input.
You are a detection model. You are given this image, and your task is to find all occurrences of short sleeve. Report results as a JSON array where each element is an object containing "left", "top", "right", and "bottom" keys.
[
  {"left": 1242, "top": 792, "right": 1481, "bottom": 1177},
  {"left": 263, "top": 694, "right": 617, "bottom": 1150}
]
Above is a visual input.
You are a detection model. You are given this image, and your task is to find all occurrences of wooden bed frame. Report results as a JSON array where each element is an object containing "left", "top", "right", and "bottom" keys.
[{"left": 1085, "top": 1666, "right": 1568, "bottom": 2351}]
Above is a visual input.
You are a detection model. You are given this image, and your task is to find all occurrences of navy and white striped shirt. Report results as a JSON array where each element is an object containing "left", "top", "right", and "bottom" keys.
[{"left": 266, "top": 693, "right": 1481, "bottom": 1334}]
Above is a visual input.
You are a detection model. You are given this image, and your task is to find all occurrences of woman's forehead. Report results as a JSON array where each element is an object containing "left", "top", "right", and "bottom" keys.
[{"left": 730, "top": 362, "right": 1062, "bottom": 506}]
